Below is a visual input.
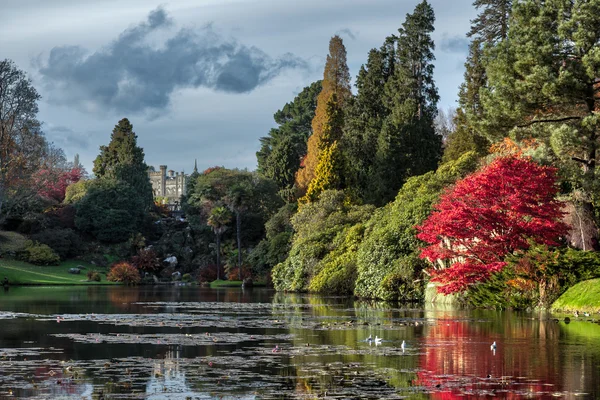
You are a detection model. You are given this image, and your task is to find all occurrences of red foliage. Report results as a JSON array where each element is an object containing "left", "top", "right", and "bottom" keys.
[
  {"left": 107, "top": 261, "right": 141, "bottom": 285},
  {"left": 197, "top": 265, "right": 219, "bottom": 282},
  {"left": 35, "top": 167, "right": 83, "bottom": 202},
  {"left": 203, "top": 166, "right": 222, "bottom": 175},
  {"left": 417, "top": 156, "right": 568, "bottom": 294},
  {"left": 130, "top": 248, "right": 161, "bottom": 273},
  {"left": 226, "top": 266, "right": 252, "bottom": 281}
]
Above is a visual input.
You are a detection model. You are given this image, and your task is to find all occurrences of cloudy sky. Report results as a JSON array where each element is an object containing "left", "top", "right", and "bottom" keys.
[{"left": 1, "top": 0, "right": 475, "bottom": 174}]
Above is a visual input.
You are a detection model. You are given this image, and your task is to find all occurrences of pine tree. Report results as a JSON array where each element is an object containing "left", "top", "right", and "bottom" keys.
[
  {"left": 373, "top": 0, "right": 441, "bottom": 203},
  {"left": 296, "top": 36, "right": 351, "bottom": 193},
  {"left": 479, "top": 0, "right": 600, "bottom": 247},
  {"left": 443, "top": 0, "right": 511, "bottom": 162},
  {"left": 93, "top": 118, "right": 153, "bottom": 208}
]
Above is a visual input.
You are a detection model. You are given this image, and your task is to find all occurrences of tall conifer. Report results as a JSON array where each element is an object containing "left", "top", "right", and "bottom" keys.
[
  {"left": 296, "top": 36, "right": 351, "bottom": 194},
  {"left": 93, "top": 118, "right": 153, "bottom": 208}
]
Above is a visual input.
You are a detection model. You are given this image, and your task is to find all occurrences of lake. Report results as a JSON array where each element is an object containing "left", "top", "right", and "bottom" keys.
[{"left": 0, "top": 285, "right": 598, "bottom": 399}]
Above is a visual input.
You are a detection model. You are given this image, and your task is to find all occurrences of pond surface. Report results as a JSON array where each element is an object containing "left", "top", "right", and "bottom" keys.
[{"left": 0, "top": 286, "right": 599, "bottom": 399}]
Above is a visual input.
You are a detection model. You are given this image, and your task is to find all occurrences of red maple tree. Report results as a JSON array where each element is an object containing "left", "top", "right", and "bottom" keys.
[
  {"left": 417, "top": 156, "right": 568, "bottom": 294},
  {"left": 35, "top": 167, "right": 83, "bottom": 203}
]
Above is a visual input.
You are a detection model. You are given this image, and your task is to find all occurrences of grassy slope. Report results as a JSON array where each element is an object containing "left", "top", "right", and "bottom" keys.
[
  {"left": 552, "top": 279, "right": 600, "bottom": 313},
  {"left": 0, "top": 259, "right": 112, "bottom": 285}
]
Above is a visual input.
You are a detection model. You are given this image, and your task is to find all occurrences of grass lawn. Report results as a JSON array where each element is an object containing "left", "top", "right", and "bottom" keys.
[
  {"left": 0, "top": 258, "right": 113, "bottom": 285},
  {"left": 552, "top": 279, "right": 600, "bottom": 313},
  {"left": 209, "top": 279, "right": 267, "bottom": 288}
]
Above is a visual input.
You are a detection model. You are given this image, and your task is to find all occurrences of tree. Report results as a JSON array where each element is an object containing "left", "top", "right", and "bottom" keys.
[
  {"left": 75, "top": 179, "right": 146, "bottom": 243},
  {"left": 208, "top": 205, "right": 232, "bottom": 280},
  {"left": 417, "top": 156, "right": 568, "bottom": 294},
  {"left": 296, "top": 36, "right": 351, "bottom": 193},
  {"left": 373, "top": 0, "right": 442, "bottom": 203},
  {"left": 0, "top": 59, "right": 48, "bottom": 218},
  {"left": 257, "top": 81, "right": 321, "bottom": 198},
  {"left": 478, "top": 0, "right": 600, "bottom": 243},
  {"left": 224, "top": 179, "right": 253, "bottom": 280},
  {"left": 93, "top": 118, "right": 153, "bottom": 208},
  {"left": 301, "top": 93, "right": 345, "bottom": 203},
  {"left": 34, "top": 167, "right": 83, "bottom": 203}
]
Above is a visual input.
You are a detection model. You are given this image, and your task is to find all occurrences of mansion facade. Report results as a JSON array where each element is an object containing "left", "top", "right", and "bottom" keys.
[{"left": 149, "top": 165, "right": 187, "bottom": 204}]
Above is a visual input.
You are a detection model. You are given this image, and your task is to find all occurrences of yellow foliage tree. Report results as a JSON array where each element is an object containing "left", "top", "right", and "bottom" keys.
[{"left": 296, "top": 35, "right": 351, "bottom": 193}]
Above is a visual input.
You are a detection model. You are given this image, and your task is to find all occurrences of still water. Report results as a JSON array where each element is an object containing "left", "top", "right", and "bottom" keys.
[{"left": 0, "top": 286, "right": 599, "bottom": 399}]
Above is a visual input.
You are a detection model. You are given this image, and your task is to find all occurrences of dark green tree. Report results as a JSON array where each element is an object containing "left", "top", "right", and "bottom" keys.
[
  {"left": 257, "top": 81, "right": 321, "bottom": 198},
  {"left": 74, "top": 179, "right": 145, "bottom": 243},
  {"left": 444, "top": 0, "right": 511, "bottom": 162},
  {"left": 373, "top": 0, "right": 442, "bottom": 204},
  {"left": 93, "top": 118, "right": 153, "bottom": 208},
  {"left": 479, "top": 0, "right": 600, "bottom": 247}
]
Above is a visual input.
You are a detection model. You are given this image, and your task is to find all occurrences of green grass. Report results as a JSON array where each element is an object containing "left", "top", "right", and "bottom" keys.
[
  {"left": 0, "top": 231, "right": 28, "bottom": 255},
  {"left": 209, "top": 279, "right": 242, "bottom": 288},
  {"left": 551, "top": 279, "right": 600, "bottom": 313},
  {"left": 0, "top": 258, "right": 113, "bottom": 285}
]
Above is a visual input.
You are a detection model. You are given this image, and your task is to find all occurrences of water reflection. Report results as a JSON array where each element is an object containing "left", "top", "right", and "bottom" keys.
[{"left": 0, "top": 286, "right": 599, "bottom": 398}]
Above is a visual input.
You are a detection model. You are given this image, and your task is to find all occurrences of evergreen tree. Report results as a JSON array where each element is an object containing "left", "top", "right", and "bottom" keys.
[
  {"left": 479, "top": 0, "right": 600, "bottom": 245},
  {"left": 93, "top": 118, "right": 153, "bottom": 208},
  {"left": 257, "top": 81, "right": 321, "bottom": 199},
  {"left": 296, "top": 35, "right": 351, "bottom": 194},
  {"left": 342, "top": 45, "right": 396, "bottom": 203},
  {"left": 301, "top": 94, "right": 345, "bottom": 203},
  {"left": 444, "top": 0, "right": 511, "bottom": 162},
  {"left": 373, "top": 0, "right": 441, "bottom": 204}
]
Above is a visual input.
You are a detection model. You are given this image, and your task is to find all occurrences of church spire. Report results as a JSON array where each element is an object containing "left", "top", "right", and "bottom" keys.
[{"left": 193, "top": 159, "right": 198, "bottom": 173}]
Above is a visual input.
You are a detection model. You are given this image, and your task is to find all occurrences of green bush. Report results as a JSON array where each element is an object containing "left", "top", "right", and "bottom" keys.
[
  {"left": 20, "top": 241, "right": 61, "bottom": 266},
  {"left": 64, "top": 180, "right": 94, "bottom": 204},
  {"left": 182, "top": 273, "right": 192, "bottom": 282},
  {"left": 354, "top": 151, "right": 479, "bottom": 301},
  {"left": 75, "top": 179, "right": 145, "bottom": 243},
  {"left": 87, "top": 270, "right": 101, "bottom": 282},
  {"left": 107, "top": 261, "right": 141, "bottom": 285},
  {"left": 272, "top": 191, "right": 375, "bottom": 292},
  {"left": 31, "top": 228, "right": 82, "bottom": 260}
]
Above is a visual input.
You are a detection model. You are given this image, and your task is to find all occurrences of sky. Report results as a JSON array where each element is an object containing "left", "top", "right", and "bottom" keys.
[{"left": 0, "top": 0, "right": 476, "bottom": 174}]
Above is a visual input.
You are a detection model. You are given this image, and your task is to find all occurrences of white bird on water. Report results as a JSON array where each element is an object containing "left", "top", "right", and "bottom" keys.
[
  {"left": 490, "top": 341, "right": 496, "bottom": 350},
  {"left": 401, "top": 340, "right": 406, "bottom": 352},
  {"left": 375, "top": 336, "right": 382, "bottom": 344},
  {"left": 366, "top": 334, "right": 372, "bottom": 342}
]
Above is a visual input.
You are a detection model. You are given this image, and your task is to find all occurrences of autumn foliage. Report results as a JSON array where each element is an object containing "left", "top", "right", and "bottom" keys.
[
  {"left": 34, "top": 167, "right": 83, "bottom": 202},
  {"left": 417, "top": 156, "right": 568, "bottom": 294},
  {"left": 107, "top": 261, "right": 141, "bottom": 285}
]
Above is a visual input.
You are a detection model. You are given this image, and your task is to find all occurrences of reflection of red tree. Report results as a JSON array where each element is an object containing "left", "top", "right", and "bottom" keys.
[{"left": 416, "top": 318, "right": 559, "bottom": 399}]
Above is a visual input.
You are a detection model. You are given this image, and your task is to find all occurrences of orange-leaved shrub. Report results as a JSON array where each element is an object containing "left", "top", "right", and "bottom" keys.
[{"left": 107, "top": 261, "right": 141, "bottom": 285}]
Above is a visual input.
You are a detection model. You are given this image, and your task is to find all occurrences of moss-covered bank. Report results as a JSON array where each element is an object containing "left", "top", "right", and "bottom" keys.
[{"left": 552, "top": 279, "right": 600, "bottom": 313}]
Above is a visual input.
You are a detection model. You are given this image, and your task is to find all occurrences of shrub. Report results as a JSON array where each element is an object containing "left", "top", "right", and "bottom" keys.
[
  {"left": 130, "top": 248, "right": 161, "bottom": 273},
  {"left": 197, "top": 265, "right": 218, "bottom": 283},
  {"left": 107, "top": 261, "right": 141, "bottom": 285},
  {"left": 87, "top": 270, "right": 101, "bottom": 282},
  {"left": 31, "top": 228, "right": 82, "bottom": 260},
  {"left": 182, "top": 273, "right": 192, "bottom": 282},
  {"left": 21, "top": 241, "right": 60, "bottom": 266},
  {"left": 75, "top": 179, "right": 145, "bottom": 243}
]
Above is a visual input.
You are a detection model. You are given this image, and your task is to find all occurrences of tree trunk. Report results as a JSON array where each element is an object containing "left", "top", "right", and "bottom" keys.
[
  {"left": 216, "top": 233, "right": 221, "bottom": 281},
  {"left": 236, "top": 211, "right": 242, "bottom": 280}
]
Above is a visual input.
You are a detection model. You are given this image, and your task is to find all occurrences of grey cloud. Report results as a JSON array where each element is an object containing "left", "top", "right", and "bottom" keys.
[
  {"left": 336, "top": 28, "right": 358, "bottom": 40},
  {"left": 439, "top": 34, "right": 469, "bottom": 54},
  {"left": 45, "top": 125, "right": 91, "bottom": 150},
  {"left": 36, "top": 7, "right": 309, "bottom": 114}
]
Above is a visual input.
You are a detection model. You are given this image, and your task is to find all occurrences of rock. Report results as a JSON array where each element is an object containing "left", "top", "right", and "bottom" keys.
[
  {"left": 76, "top": 265, "right": 86, "bottom": 270},
  {"left": 171, "top": 271, "right": 182, "bottom": 281},
  {"left": 242, "top": 278, "right": 253, "bottom": 288},
  {"left": 163, "top": 256, "right": 178, "bottom": 268},
  {"left": 68, "top": 268, "right": 81, "bottom": 275}
]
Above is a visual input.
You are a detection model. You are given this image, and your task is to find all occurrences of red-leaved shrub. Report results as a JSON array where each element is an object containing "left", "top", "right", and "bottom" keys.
[{"left": 107, "top": 261, "right": 141, "bottom": 285}]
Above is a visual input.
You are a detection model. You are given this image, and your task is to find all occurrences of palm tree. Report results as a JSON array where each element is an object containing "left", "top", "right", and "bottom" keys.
[
  {"left": 225, "top": 180, "right": 252, "bottom": 280},
  {"left": 207, "top": 205, "right": 231, "bottom": 280}
]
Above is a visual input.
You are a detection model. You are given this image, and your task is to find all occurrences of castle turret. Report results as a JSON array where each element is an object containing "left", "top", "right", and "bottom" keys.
[{"left": 160, "top": 165, "right": 167, "bottom": 196}]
